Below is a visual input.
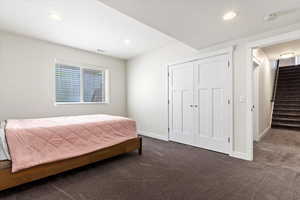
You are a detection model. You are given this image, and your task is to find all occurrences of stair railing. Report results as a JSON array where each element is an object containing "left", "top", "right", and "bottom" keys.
[{"left": 271, "top": 60, "right": 280, "bottom": 102}]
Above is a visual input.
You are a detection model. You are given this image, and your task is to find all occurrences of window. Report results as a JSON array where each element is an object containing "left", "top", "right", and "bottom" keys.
[
  {"left": 55, "top": 63, "right": 108, "bottom": 104},
  {"left": 55, "top": 64, "right": 81, "bottom": 102},
  {"left": 83, "top": 69, "right": 105, "bottom": 102},
  {"left": 296, "top": 56, "right": 300, "bottom": 65}
]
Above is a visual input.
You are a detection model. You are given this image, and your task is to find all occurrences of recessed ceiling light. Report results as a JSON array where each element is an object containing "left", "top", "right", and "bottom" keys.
[
  {"left": 49, "top": 11, "right": 62, "bottom": 21},
  {"left": 223, "top": 11, "right": 237, "bottom": 21},
  {"left": 280, "top": 52, "right": 295, "bottom": 59},
  {"left": 124, "top": 39, "right": 131, "bottom": 45}
]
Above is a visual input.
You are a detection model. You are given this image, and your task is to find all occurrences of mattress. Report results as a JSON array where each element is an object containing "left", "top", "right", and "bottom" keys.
[{"left": 6, "top": 114, "right": 137, "bottom": 172}]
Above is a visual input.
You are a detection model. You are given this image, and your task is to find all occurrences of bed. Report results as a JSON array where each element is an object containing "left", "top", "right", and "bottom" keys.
[{"left": 0, "top": 115, "right": 142, "bottom": 191}]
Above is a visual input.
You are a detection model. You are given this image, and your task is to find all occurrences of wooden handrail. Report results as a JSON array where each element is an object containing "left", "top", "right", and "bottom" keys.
[{"left": 271, "top": 60, "right": 280, "bottom": 102}]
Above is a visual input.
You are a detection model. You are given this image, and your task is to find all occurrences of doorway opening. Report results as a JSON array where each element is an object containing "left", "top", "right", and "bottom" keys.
[{"left": 250, "top": 37, "right": 300, "bottom": 169}]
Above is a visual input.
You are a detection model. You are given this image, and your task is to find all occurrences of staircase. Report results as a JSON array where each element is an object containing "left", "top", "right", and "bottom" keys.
[{"left": 272, "top": 64, "right": 300, "bottom": 129}]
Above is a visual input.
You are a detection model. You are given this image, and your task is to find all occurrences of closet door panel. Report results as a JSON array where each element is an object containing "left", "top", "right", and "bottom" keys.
[
  {"left": 169, "top": 62, "right": 195, "bottom": 145},
  {"left": 194, "top": 54, "right": 230, "bottom": 154}
]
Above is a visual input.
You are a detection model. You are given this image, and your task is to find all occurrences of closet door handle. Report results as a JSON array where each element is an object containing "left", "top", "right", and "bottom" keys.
[
  {"left": 194, "top": 105, "right": 198, "bottom": 108},
  {"left": 189, "top": 105, "right": 194, "bottom": 108}
]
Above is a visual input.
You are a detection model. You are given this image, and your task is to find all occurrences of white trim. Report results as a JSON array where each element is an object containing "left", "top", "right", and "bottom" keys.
[
  {"left": 54, "top": 59, "right": 107, "bottom": 71},
  {"left": 252, "top": 61, "right": 261, "bottom": 143},
  {"left": 166, "top": 62, "right": 170, "bottom": 141},
  {"left": 228, "top": 47, "right": 235, "bottom": 156},
  {"left": 255, "top": 126, "right": 271, "bottom": 141},
  {"left": 246, "top": 47, "right": 254, "bottom": 161},
  {"left": 246, "top": 29, "right": 300, "bottom": 161},
  {"left": 230, "top": 151, "right": 252, "bottom": 160},
  {"left": 138, "top": 130, "right": 169, "bottom": 141},
  {"left": 252, "top": 56, "right": 262, "bottom": 66},
  {"left": 54, "top": 102, "right": 109, "bottom": 106},
  {"left": 168, "top": 46, "right": 235, "bottom": 67},
  {"left": 247, "top": 29, "right": 300, "bottom": 48},
  {"left": 167, "top": 46, "right": 235, "bottom": 155}
]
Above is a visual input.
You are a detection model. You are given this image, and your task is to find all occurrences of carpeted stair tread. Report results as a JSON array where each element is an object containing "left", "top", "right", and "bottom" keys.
[
  {"left": 274, "top": 108, "right": 300, "bottom": 112},
  {"left": 273, "top": 113, "right": 300, "bottom": 118},
  {"left": 272, "top": 122, "right": 300, "bottom": 129},
  {"left": 279, "top": 64, "right": 300, "bottom": 70},
  {"left": 273, "top": 117, "right": 300, "bottom": 122},
  {"left": 276, "top": 99, "right": 300, "bottom": 102},
  {"left": 276, "top": 89, "right": 300, "bottom": 93},
  {"left": 274, "top": 105, "right": 300, "bottom": 110}
]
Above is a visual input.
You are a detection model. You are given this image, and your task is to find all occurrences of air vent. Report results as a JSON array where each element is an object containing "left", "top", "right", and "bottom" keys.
[{"left": 96, "top": 49, "right": 105, "bottom": 53}]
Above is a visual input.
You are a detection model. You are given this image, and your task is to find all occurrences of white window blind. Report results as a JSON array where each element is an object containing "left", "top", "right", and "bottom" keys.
[
  {"left": 55, "top": 63, "right": 107, "bottom": 104},
  {"left": 55, "top": 64, "right": 81, "bottom": 102}
]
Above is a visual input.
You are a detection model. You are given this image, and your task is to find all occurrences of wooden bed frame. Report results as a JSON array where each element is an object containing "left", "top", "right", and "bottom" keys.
[{"left": 0, "top": 136, "right": 142, "bottom": 191}]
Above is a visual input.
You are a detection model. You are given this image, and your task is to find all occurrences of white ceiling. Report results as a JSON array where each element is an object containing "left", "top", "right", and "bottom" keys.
[
  {"left": 0, "top": 0, "right": 176, "bottom": 59},
  {"left": 98, "top": 0, "right": 300, "bottom": 50},
  {"left": 262, "top": 39, "right": 300, "bottom": 60}
]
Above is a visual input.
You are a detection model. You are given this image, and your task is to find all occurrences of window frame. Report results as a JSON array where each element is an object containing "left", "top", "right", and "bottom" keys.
[{"left": 54, "top": 59, "right": 110, "bottom": 105}]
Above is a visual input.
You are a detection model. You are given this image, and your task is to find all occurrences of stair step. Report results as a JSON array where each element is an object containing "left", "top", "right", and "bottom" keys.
[
  {"left": 274, "top": 108, "right": 300, "bottom": 112},
  {"left": 272, "top": 122, "right": 300, "bottom": 129},
  {"left": 273, "top": 117, "right": 300, "bottom": 122},
  {"left": 274, "top": 105, "right": 300, "bottom": 110},
  {"left": 276, "top": 92, "right": 300, "bottom": 95},
  {"left": 275, "top": 99, "right": 300, "bottom": 102},
  {"left": 274, "top": 103, "right": 300, "bottom": 108},
  {"left": 276, "top": 90, "right": 300, "bottom": 93},
  {"left": 279, "top": 73, "right": 300, "bottom": 77},
  {"left": 275, "top": 102, "right": 300, "bottom": 106},
  {"left": 279, "top": 65, "right": 300, "bottom": 71},
  {"left": 277, "top": 80, "right": 300, "bottom": 85},
  {"left": 279, "top": 68, "right": 300, "bottom": 73},
  {"left": 278, "top": 77, "right": 300, "bottom": 81},
  {"left": 277, "top": 89, "right": 300, "bottom": 93},
  {"left": 276, "top": 94, "right": 300, "bottom": 98},
  {"left": 279, "top": 70, "right": 300, "bottom": 74},
  {"left": 276, "top": 97, "right": 300, "bottom": 101},
  {"left": 276, "top": 87, "right": 300, "bottom": 91},
  {"left": 278, "top": 72, "right": 300, "bottom": 77},
  {"left": 273, "top": 109, "right": 300, "bottom": 117}
]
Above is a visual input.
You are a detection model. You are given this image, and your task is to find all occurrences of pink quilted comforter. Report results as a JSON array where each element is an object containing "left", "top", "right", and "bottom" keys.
[{"left": 5, "top": 115, "right": 137, "bottom": 173}]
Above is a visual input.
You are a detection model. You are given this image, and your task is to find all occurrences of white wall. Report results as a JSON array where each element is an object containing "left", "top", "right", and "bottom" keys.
[
  {"left": 126, "top": 23, "right": 300, "bottom": 158},
  {"left": 126, "top": 40, "right": 251, "bottom": 155},
  {"left": 0, "top": 31, "right": 127, "bottom": 120},
  {"left": 126, "top": 42, "right": 199, "bottom": 140},
  {"left": 253, "top": 49, "right": 276, "bottom": 140}
]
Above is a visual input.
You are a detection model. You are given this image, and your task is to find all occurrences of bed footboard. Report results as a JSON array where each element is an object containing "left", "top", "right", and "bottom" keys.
[{"left": 0, "top": 136, "right": 142, "bottom": 191}]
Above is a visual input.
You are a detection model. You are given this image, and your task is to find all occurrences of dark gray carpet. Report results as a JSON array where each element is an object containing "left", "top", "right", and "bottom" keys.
[
  {"left": 1, "top": 131, "right": 300, "bottom": 200},
  {"left": 255, "top": 128, "right": 300, "bottom": 172}
]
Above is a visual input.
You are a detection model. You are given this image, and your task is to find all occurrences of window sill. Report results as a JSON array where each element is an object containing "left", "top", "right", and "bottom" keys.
[{"left": 54, "top": 102, "right": 109, "bottom": 106}]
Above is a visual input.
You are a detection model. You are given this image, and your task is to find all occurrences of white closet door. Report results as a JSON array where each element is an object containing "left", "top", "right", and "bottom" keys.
[
  {"left": 194, "top": 54, "right": 231, "bottom": 153},
  {"left": 169, "top": 62, "right": 195, "bottom": 145}
]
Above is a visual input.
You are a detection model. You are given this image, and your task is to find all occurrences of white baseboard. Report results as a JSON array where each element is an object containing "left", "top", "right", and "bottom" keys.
[
  {"left": 139, "top": 130, "right": 254, "bottom": 161},
  {"left": 230, "top": 151, "right": 252, "bottom": 161},
  {"left": 137, "top": 130, "right": 169, "bottom": 141},
  {"left": 256, "top": 126, "right": 270, "bottom": 141}
]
